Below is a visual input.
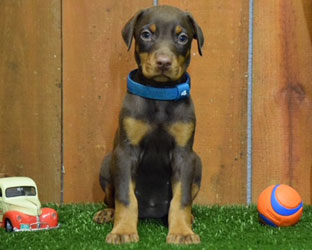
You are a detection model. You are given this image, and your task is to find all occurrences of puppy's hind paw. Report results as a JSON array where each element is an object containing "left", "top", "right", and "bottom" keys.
[{"left": 93, "top": 208, "right": 114, "bottom": 224}]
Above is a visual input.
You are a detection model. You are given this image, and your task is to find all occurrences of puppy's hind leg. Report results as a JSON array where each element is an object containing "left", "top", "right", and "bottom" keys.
[{"left": 94, "top": 154, "right": 115, "bottom": 224}]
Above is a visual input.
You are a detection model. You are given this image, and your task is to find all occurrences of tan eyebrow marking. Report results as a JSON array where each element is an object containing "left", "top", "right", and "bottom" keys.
[
  {"left": 149, "top": 24, "right": 157, "bottom": 33},
  {"left": 175, "top": 25, "right": 183, "bottom": 34}
]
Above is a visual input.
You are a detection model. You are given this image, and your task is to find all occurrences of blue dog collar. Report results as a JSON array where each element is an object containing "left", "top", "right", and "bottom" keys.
[{"left": 127, "top": 70, "right": 191, "bottom": 101}]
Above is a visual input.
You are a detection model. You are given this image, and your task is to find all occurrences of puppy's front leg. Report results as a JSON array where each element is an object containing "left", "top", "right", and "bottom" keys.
[
  {"left": 167, "top": 149, "right": 201, "bottom": 245},
  {"left": 106, "top": 146, "right": 140, "bottom": 244}
]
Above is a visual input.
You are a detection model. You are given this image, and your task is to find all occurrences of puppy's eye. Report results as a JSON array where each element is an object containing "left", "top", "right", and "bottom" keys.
[
  {"left": 177, "top": 33, "right": 189, "bottom": 45},
  {"left": 140, "top": 30, "right": 152, "bottom": 41}
]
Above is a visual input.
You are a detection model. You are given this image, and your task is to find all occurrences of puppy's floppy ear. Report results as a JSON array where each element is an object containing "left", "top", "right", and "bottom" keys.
[
  {"left": 187, "top": 14, "right": 204, "bottom": 56},
  {"left": 122, "top": 10, "right": 145, "bottom": 51}
]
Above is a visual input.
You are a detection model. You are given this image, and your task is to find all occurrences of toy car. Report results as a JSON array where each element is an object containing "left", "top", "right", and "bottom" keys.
[{"left": 0, "top": 177, "right": 59, "bottom": 232}]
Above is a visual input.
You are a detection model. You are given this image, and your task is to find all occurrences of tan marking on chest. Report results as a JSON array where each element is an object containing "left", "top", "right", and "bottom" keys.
[
  {"left": 168, "top": 122, "right": 195, "bottom": 147},
  {"left": 123, "top": 117, "right": 151, "bottom": 145}
]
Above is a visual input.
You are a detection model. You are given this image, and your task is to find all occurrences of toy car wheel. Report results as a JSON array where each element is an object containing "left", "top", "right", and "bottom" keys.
[{"left": 5, "top": 219, "right": 14, "bottom": 232}]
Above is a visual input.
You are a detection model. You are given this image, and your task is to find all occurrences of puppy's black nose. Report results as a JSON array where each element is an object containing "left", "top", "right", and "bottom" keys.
[{"left": 156, "top": 55, "right": 172, "bottom": 71}]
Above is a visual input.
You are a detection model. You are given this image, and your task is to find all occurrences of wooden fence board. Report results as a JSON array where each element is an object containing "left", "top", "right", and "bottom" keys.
[
  {"left": 5, "top": 0, "right": 312, "bottom": 205},
  {"left": 63, "top": 0, "right": 249, "bottom": 204},
  {"left": 253, "top": 0, "right": 312, "bottom": 204},
  {"left": 0, "top": 0, "right": 62, "bottom": 203},
  {"left": 160, "top": 0, "right": 249, "bottom": 204},
  {"left": 63, "top": 0, "right": 152, "bottom": 202}
]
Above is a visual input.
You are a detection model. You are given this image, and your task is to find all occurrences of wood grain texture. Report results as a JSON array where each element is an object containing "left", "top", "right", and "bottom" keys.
[
  {"left": 2, "top": 1, "right": 311, "bottom": 204},
  {"left": 194, "top": 0, "right": 249, "bottom": 205},
  {"left": 63, "top": 1, "right": 151, "bottom": 202},
  {"left": 63, "top": 0, "right": 249, "bottom": 204},
  {"left": 160, "top": 0, "right": 249, "bottom": 204},
  {"left": 253, "top": 0, "right": 312, "bottom": 204},
  {"left": 0, "top": 0, "right": 61, "bottom": 203}
]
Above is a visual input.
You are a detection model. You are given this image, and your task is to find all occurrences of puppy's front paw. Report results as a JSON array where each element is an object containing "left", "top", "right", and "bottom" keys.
[
  {"left": 93, "top": 209, "right": 114, "bottom": 224},
  {"left": 106, "top": 233, "right": 139, "bottom": 244},
  {"left": 167, "top": 233, "right": 200, "bottom": 245}
]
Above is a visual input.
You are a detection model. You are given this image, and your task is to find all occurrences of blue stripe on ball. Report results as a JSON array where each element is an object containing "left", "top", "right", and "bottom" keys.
[
  {"left": 271, "top": 184, "right": 303, "bottom": 216},
  {"left": 259, "top": 213, "right": 277, "bottom": 227}
]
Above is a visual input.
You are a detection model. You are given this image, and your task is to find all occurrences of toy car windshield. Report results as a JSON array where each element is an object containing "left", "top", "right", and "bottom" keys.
[{"left": 5, "top": 186, "right": 36, "bottom": 198}]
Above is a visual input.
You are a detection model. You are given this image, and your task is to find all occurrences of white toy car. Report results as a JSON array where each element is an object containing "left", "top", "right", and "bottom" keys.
[{"left": 0, "top": 177, "right": 59, "bottom": 232}]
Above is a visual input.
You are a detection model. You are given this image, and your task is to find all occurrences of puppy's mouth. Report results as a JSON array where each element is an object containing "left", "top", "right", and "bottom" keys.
[{"left": 152, "top": 75, "right": 170, "bottom": 82}]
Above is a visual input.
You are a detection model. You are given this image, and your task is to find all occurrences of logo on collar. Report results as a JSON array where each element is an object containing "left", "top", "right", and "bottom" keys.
[{"left": 127, "top": 70, "right": 191, "bottom": 101}]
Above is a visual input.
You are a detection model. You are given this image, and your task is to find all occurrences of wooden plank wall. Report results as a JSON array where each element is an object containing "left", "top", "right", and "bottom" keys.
[
  {"left": 162, "top": 0, "right": 249, "bottom": 205},
  {"left": 63, "top": 0, "right": 249, "bottom": 205},
  {"left": 253, "top": 0, "right": 312, "bottom": 204},
  {"left": 63, "top": 0, "right": 152, "bottom": 203},
  {"left": 1, "top": 0, "right": 311, "bottom": 205},
  {"left": 0, "top": 0, "right": 62, "bottom": 203}
]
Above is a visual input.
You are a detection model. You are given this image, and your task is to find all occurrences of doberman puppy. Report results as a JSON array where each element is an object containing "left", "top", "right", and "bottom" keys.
[{"left": 94, "top": 5, "right": 204, "bottom": 245}]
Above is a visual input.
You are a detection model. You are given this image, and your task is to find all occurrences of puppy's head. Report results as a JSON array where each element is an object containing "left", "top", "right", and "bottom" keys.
[{"left": 122, "top": 5, "right": 204, "bottom": 83}]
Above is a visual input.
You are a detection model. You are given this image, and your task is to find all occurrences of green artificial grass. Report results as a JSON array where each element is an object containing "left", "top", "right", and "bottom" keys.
[{"left": 1, "top": 204, "right": 312, "bottom": 250}]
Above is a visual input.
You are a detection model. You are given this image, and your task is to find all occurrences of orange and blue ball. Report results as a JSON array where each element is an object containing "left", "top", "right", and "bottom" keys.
[{"left": 257, "top": 184, "right": 303, "bottom": 227}]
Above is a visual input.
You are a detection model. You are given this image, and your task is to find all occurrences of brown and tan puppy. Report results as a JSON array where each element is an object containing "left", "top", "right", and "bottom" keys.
[{"left": 94, "top": 5, "right": 204, "bottom": 245}]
